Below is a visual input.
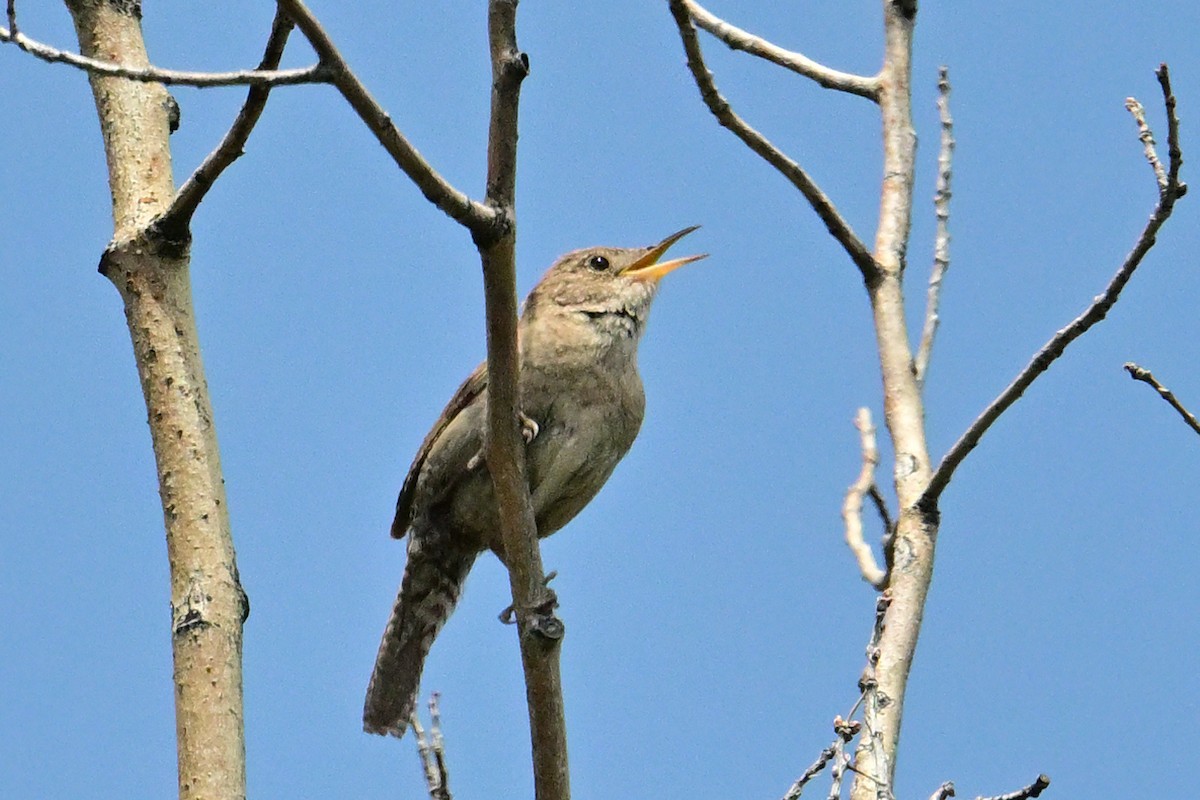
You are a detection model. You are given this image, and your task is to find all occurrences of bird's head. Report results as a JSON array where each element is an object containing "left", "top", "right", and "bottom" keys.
[{"left": 523, "top": 226, "right": 707, "bottom": 336}]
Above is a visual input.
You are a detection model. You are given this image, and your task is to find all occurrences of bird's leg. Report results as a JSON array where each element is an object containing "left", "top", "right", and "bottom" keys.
[
  {"left": 519, "top": 411, "right": 540, "bottom": 444},
  {"left": 466, "top": 412, "right": 540, "bottom": 471},
  {"left": 497, "top": 570, "right": 560, "bottom": 630}
]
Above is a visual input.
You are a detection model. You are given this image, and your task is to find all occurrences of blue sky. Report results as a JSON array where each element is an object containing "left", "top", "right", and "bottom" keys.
[{"left": 4, "top": 2, "right": 1199, "bottom": 797}]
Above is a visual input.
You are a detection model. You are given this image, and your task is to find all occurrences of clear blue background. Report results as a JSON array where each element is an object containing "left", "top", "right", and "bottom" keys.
[{"left": 4, "top": 2, "right": 1198, "bottom": 798}]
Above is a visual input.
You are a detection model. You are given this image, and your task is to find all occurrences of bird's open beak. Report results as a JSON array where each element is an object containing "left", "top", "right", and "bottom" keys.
[{"left": 619, "top": 225, "right": 708, "bottom": 282}]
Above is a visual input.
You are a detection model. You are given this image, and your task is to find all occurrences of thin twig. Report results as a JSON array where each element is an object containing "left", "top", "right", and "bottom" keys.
[
  {"left": 826, "top": 735, "right": 851, "bottom": 800},
  {"left": 667, "top": 0, "right": 878, "bottom": 282},
  {"left": 843, "top": 409, "right": 888, "bottom": 589},
  {"left": 276, "top": 0, "right": 501, "bottom": 238},
  {"left": 0, "top": 24, "right": 326, "bottom": 86},
  {"left": 781, "top": 741, "right": 839, "bottom": 800},
  {"left": 922, "top": 64, "right": 1186, "bottom": 510},
  {"left": 975, "top": 774, "right": 1050, "bottom": 800},
  {"left": 410, "top": 703, "right": 452, "bottom": 800},
  {"left": 154, "top": 9, "right": 294, "bottom": 241},
  {"left": 929, "top": 782, "right": 956, "bottom": 800},
  {"left": 6, "top": 0, "right": 17, "bottom": 39},
  {"left": 428, "top": 695, "right": 452, "bottom": 800},
  {"left": 1124, "top": 363, "right": 1200, "bottom": 436},
  {"left": 915, "top": 66, "right": 955, "bottom": 388},
  {"left": 681, "top": 0, "right": 879, "bottom": 100},
  {"left": 1125, "top": 97, "right": 1168, "bottom": 191},
  {"left": 866, "top": 486, "right": 894, "bottom": 536}
]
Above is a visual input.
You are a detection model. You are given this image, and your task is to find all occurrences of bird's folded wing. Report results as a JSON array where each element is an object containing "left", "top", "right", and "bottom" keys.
[{"left": 391, "top": 361, "right": 489, "bottom": 538}]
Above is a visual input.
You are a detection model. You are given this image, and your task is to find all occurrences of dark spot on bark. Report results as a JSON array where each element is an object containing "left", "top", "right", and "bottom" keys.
[
  {"left": 173, "top": 608, "right": 208, "bottom": 634},
  {"left": 164, "top": 94, "right": 181, "bottom": 133}
]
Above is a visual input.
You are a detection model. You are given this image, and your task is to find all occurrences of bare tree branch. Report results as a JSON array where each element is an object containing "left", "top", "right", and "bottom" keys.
[
  {"left": 915, "top": 66, "right": 955, "bottom": 388},
  {"left": 465, "top": 2, "right": 574, "bottom": 798},
  {"left": 276, "top": 0, "right": 502, "bottom": 238},
  {"left": 1126, "top": 97, "right": 1169, "bottom": 191},
  {"left": 823, "top": 717, "right": 861, "bottom": 800},
  {"left": 866, "top": 485, "right": 895, "bottom": 539},
  {"left": 922, "top": 64, "right": 1186, "bottom": 510},
  {"left": 668, "top": 0, "right": 878, "bottom": 282},
  {"left": 680, "top": 0, "right": 880, "bottom": 100},
  {"left": 1124, "top": 363, "right": 1200, "bottom": 436},
  {"left": 412, "top": 696, "right": 453, "bottom": 800},
  {"left": 63, "top": 1, "right": 248, "bottom": 797},
  {"left": 847, "top": 5, "right": 930, "bottom": 798},
  {"left": 975, "top": 774, "right": 1051, "bottom": 800},
  {"left": 153, "top": 8, "right": 294, "bottom": 242},
  {"left": 929, "top": 781, "right": 956, "bottom": 800},
  {"left": 844, "top": 408, "right": 888, "bottom": 589},
  {"left": 781, "top": 740, "right": 840, "bottom": 800},
  {"left": 0, "top": 21, "right": 326, "bottom": 86}
]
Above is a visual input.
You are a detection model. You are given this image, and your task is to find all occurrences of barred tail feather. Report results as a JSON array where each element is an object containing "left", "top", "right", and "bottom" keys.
[{"left": 363, "top": 535, "right": 476, "bottom": 737}]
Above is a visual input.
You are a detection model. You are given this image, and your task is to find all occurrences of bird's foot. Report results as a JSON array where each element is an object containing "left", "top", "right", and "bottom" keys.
[
  {"left": 465, "top": 414, "right": 540, "bottom": 471},
  {"left": 498, "top": 571, "right": 561, "bottom": 639},
  {"left": 520, "top": 412, "right": 540, "bottom": 444}
]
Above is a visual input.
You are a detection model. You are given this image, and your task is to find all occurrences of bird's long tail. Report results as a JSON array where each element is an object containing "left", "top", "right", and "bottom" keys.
[{"left": 363, "top": 533, "right": 477, "bottom": 737}]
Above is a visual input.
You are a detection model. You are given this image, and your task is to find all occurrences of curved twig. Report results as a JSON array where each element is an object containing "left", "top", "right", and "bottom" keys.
[{"left": 844, "top": 409, "right": 888, "bottom": 589}]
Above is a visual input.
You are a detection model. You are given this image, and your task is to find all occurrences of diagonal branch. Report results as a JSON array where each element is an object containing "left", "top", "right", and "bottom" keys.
[
  {"left": 1124, "top": 363, "right": 1200, "bottom": 437},
  {"left": 922, "top": 65, "right": 1185, "bottom": 509},
  {"left": 680, "top": 0, "right": 879, "bottom": 100},
  {"left": 277, "top": 0, "right": 502, "bottom": 239},
  {"left": 153, "top": 8, "right": 295, "bottom": 242},
  {"left": 976, "top": 774, "right": 1051, "bottom": 800},
  {"left": 667, "top": 0, "right": 878, "bottom": 282},
  {"left": 0, "top": 22, "right": 326, "bottom": 86},
  {"left": 914, "top": 66, "right": 955, "bottom": 388}
]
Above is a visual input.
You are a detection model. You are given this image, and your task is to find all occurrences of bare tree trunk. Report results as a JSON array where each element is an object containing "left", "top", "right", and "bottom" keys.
[
  {"left": 65, "top": 2, "right": 246, "bottom": 798},
  {"left": 850, "top": 4, "right": 933, "bottom": 797}
]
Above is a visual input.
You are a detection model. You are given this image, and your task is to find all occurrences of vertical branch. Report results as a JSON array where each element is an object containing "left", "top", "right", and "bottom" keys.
[
  {"left": 64, "top": 1, "right": 246, "bottom": 799},
  {"left": 853, "top": 2, "right": 934, "bottom": 798},
  {"left": 475, "top": 2, "right": 570, "bottom": 799},
  {"left": 914, "top": 67, "right": 954, "bottom": 388}
]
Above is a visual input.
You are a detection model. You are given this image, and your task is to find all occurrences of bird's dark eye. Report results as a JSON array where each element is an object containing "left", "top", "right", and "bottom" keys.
[{"left": 587, "top": 254, "right": 610, "bottom": 272}]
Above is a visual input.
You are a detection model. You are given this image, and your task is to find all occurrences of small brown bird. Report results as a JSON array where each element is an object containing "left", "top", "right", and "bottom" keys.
[{"left": 363, "top": 227, "right": 706, "bottom": 738}]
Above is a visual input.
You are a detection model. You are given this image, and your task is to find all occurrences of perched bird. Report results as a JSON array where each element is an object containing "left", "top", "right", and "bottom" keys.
[{"left": 363, "top": 227, "right": 706, "bottom": 737}]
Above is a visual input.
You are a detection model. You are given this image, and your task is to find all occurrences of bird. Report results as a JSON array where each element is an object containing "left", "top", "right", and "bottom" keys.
[{"left": 363, "top": 226, "right": 706, "bottom": 738}]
